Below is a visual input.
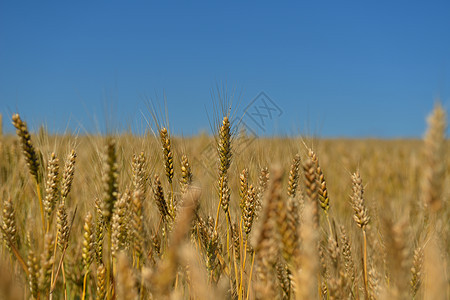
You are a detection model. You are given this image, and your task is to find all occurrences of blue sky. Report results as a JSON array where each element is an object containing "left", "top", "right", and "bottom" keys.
[{"left": 1, "top": 1, "right": 449, "bottom": 137}]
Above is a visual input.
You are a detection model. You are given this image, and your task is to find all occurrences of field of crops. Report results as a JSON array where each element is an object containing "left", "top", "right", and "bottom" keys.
[{"left": 0, "top": 104, "right": 448, "bottom": 299}]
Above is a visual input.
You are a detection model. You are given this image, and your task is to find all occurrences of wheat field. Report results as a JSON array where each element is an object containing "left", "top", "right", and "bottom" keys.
[{"left": 0, "top": 104, "right": 448, "bottom": 300}]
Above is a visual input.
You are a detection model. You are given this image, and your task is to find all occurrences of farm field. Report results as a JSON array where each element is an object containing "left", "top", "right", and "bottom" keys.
[{"left": 0, "top": 104, "right": 448, "bottom": 300}]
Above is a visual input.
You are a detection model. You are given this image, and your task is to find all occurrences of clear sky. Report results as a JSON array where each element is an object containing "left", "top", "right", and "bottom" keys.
[{"left": 1, "top": 1, "right": 449, "bottom": 137}]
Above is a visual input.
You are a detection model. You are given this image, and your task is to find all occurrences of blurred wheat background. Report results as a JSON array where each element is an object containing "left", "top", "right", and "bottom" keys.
[{"left": 0, "top": 102, "right": 448, "bottom": 300}]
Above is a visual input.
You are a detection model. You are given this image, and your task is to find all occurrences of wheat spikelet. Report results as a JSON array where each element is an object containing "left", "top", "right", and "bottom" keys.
[
  {"left": 243, "top": 184, "right": 256, "bottom": 236},
  {"left": 350, "top": 170, "right": 370, "bottom": 297},
  {"left": 151, "top": 232, "right": 161, "bottom": 258},
  {"left": 94, "top": 198, "right": 105, "bottom": 264},
  {"left": 215, "top": 116, "right": 232, "bottom": 227},
  {"left": 1, "top": 196, "right": 17, "bottom": 251},
  {"left": 152, "top": 175, "right": 171, "bottom": 221},
  {"left": 110, "top": 212, "right": 121, "bottom": 260},
  {"left": 205, "top": 222, "right": 221, "bottom": 283},
  {"left": 283, "top": 195, "right": 300, "bottom": 263},
  {"left": 350, "top": 171, "right": 370, "bottom": 229},
  {"left": 339, "top": 225, "right": 355, "bottom": 283},
  {"left": 11, "top": 114, "right": 41, "bottom": 181},
  {"left": 258, "top": 166, "right": 270, "bottom": 193},
  {"left": 303, "top": 158, "right": 319, "bottom": 227},
  {"left": 275, "top": 174, "right": 299, "bottom": 265},
  {"left": 217, "top": 116, "right": 232, "bottom": 178},
  {"left": 159, "top": 128, "right": 174, "bottom": 184},
  {"left": 111, "top": 190, "right": 130, "bottom": 258},
  {"left": 328, "top": 233, "right": 339, "bottom": 267},
  {"left": 318, "top": 243, "right": 328, "bottom": 293},
  {"left": 43, "top": 152, "right": 59, "bottom": 223},
  {"left": 27, "top": 258, "right": 39, "bottom": 299},
  {"left": 82, "top": 212, "right": 94, "bottom": 273},
  {"left": 287, "top": 154, "right": 301, "bottom": 198},
  {"left": 255, "top": 166, "right": 269, "bottom": 217},
  {"left": 309, "top": 149, "right": 330, "bottom": 213},
  {"left": 219, "top": 174, "right": 230, "bottom": 213},
  {"left": 239, "top": 168, "right": 249, "bottom": 210},
  {"left": 96, "top": 263, "right": 106, "bottom": 300},
  {"left": 27, "top": 247, "right": 39, "bottom": 299},
  {"left": 276, "top": 261, "right": 291, "bottom": 299},
  {"left": 194, "top": 216, "right": 209, "bottom": 249},
  {"left": 367, "top": 265, "right": 380, "bottom": 300},
  {"left": 60, "top": 149, "right": 76, "bottom": 200},
  {"left": 421, "top": 102, "right": 447, "bottom": 212},
  {"left": 101, "top": 139, "right": 119, "bottom": 226},
  {"left": 180, "top": 154, "right": 193, "bottom": 194},
  {"left": 410, "top": 244, "right": 424, "bottom": 297},
  {"left": 56, "top": 201, "right": 69, "bottom": 251},
  {"left": 231, "top": 222, "right": 240, "bottom": 260},
  {"left": 132, "top": 152, "right": 147, "bottom": 195}
]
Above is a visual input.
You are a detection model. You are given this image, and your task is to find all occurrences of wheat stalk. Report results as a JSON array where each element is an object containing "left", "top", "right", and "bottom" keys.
[{"left": 350, "top": 170, "right": 370, "bottom": 299}]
